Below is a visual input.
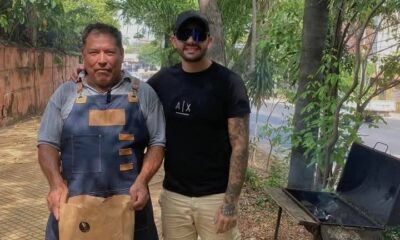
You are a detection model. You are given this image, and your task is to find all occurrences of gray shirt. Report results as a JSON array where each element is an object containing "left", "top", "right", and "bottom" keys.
[{"left": 38, "top": 71, "right": 165, "bottom": 150}]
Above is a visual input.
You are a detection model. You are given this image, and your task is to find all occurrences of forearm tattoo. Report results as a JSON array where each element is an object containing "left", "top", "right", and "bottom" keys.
[{"left": 225, "top": 115, "right": 249, "bottom": 206}]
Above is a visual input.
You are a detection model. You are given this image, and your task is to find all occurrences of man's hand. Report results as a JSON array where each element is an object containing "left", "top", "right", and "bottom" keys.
[
  {"left": 128, "top": 145, "right": 164, "bottom": 211},
  {"left": 129, "top": 179, "right": 149, "bottom": 211},
  {"left": 47, "top": 183, "right": 68, "bottom": 221},
  {"left": 214, "top": 203, "right": 238, "bottom": 233},
  {"left": 70, "top": 64, "right": 84, "bottom": 82}
]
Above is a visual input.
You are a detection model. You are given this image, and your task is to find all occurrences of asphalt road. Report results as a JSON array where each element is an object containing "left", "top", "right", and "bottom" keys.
[{"left": 250, "top": 100, "right": 400, "bottom": 158}]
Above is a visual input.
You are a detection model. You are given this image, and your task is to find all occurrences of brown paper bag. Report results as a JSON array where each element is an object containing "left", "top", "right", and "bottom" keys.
[{"left": 59, "top": 195, "right": 134, "bottom": 240}]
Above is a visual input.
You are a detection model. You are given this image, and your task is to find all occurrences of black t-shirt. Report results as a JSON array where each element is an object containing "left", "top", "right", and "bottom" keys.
[{"left": 148, "top": 62, "right": 250, "bottom": 197}]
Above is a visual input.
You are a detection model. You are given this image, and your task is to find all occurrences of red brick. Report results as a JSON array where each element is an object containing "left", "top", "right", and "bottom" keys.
[
  {"left": 3, "top": 46, "right": 33, "bottom": 69},
  {"left": 34, "top": 51, "right": 54, "bottom": 72},
  {"left": 15, "top": 48, "right": 31, "bottom": 68},
  {"left": 0, "top": 44, "right": 5, "bottom": 71},
  {"left": 12, "top": 87, "right": 36, "bottom": 115},
  {"left": 12, "top": 68, "right": 35, "bottom": 89},
  {"left": 35, "top": 68, "right": 54, "bottom": 109},
  {"left": 0, "top": 71, "right": 9, "bottom": 113},
  {"left": 27, "top": 49, "right": 36, "bottom": 69},
  {"left": 52, "top": 64, "right": 65, "bottom": 88},
  {"left": 0, "top": 70, "right": 10, "bottom": 95},
  {"left": 4, "top": 47, "right": 18, "bottom": 70},
  {"left": 44, "top": 52, "right": 53, "bottom": 68},
  {"left": 7, "top": 69, "right": 23, "bottom": 92},
  {"left": 0, "top": 44, "right": 79, "bottom": 127}
]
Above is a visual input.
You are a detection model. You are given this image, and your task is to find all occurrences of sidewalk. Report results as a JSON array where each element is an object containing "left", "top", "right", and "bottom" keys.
[{"left": 0, "top": 117, "right": 164, "bottom": 239}]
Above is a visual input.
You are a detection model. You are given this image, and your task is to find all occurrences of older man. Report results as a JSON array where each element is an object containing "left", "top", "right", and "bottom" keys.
[{"left": 38, "top": 23, "right": 165, "bottom": 240}]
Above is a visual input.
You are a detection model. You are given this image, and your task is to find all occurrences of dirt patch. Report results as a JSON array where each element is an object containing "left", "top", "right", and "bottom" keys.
[
  {"left": 0, "top": 116, "right": 41, "bottom": 165},
  {"left": 238, "top": 146, "right": 313, "bottom": 239},
  {"left": 238, "top": 184, "right": 312, "bottom": 239}
]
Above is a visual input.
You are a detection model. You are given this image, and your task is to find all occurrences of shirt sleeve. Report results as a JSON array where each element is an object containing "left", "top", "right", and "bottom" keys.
[
  {"left": 227, "top": 72, "right": 251, "bottom": 118},
  {"left": 138, "top": 82, "right": 166, "bottom": 147},
  {"left": 37, "top": 86, "right": 65, "bottom": 150}
]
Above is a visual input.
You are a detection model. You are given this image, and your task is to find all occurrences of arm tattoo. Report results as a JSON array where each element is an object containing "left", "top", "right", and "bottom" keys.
[{"left": 224, "top": 114, "right": 249, "bottom": 206}]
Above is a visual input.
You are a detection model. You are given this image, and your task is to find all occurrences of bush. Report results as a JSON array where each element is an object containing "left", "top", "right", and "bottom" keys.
[{"left": 384, "top": 227, "right": 400, "bottom": 240}]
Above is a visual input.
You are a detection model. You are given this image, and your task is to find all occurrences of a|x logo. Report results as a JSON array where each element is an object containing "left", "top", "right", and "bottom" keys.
[{"left": 175, "top": 100, "right": 191, "bottom": 116}]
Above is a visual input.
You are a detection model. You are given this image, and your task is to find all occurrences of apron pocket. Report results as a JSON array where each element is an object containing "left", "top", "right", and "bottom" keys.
[{"left": 72, "top": 135, "right": 102, "bottom": 173}]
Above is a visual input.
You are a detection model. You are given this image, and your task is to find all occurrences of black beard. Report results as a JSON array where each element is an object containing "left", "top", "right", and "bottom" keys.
[{"left": 178, "top": 44, "right": 207, "bottom": 62}]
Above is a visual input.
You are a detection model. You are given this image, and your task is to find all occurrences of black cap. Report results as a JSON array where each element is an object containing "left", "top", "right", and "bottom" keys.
[{"left": 174, "top": 10, "right": 210, "bottom": 33}]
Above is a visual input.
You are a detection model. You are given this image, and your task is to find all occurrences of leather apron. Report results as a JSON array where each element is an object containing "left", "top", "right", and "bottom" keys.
[{"left": 45, "top": 79, "right": 158, "bottom": 240}]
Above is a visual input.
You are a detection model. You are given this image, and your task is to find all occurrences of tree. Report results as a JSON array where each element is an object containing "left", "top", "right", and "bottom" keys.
[
  {"left": 138, "top": 41, "right": 162, "bottom": 67},
  {"left": 108, "top": 0, "right": 253, "bottom": 67},
  {"left": 231, "top": 0, "right": 269, "bottom": 76},
  {"left": 288, "top": 0, "right": 329, "bottom": 190},
  {"left": 109, "top": 0, "right": 196, "bottom": 66},
  {"left": 319, "top": 0, "right": 398, "bottom": 188},
  {"left": 0, "top": 0, "right": 117, "bottom": 51},
  {"left": 198, "top": 0, "right": 226, "bottom": 65},
  {"left": 288, "top": 0, "right": 400, "bottom": 189}
]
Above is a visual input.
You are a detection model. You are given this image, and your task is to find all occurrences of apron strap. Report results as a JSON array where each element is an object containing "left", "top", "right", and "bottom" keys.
[
  {"left": 129, "top": 77, "right": 140, "bottom": 103},
  {"left": 75, "top": 72, "right": 85, "bottom": 103}
]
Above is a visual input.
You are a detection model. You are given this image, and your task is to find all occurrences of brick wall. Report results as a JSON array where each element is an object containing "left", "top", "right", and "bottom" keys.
[{"left": 0, "top": 43, "right": 79, "bottom": 128}]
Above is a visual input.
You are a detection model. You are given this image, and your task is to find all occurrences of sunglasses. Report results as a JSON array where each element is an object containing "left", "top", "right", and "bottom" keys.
[{"left": 176, "top": 28, "right": 209, "bottom": 42}]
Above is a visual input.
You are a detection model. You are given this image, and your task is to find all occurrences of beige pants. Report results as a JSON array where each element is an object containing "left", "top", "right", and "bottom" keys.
[{"left": 159, "top": 189, "right": 240, "bottom": 240}]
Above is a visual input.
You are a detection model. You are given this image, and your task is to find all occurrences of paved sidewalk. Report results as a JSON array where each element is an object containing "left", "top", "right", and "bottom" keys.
[{"left": 0, "top": 117, "right": 163, "bottom": 239}]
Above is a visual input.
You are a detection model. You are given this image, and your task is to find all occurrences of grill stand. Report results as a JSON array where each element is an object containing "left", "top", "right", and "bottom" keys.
[{"left": 268, "top": 187, "right": 384, "bottom": 240}]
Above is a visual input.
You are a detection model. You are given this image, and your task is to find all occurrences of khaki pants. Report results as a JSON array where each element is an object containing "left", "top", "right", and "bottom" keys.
[{"left": 159, "top": 189, "right": 240, "bottom": 240}]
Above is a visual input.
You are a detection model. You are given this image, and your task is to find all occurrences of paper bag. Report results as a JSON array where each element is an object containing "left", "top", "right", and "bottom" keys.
[{"left": 59, "top": 195, "right": 134, "bottom": 240}]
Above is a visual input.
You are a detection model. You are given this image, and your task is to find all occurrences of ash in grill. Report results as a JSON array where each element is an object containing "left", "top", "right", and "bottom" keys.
[{"left": 288, "top": 190, "right": 380, "bottom": 228}]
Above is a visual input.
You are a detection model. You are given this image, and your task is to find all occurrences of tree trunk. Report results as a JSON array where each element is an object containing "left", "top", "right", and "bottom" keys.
[
  {"left": 288, "top": 0, "right": 329, "bottom": 190},
  {"left": 198, "top": 0, "right": 226, "bottom": 66},
  {"left": 232, "top": 0, "right": 269, "bottom": 75},
  {"left": 26, "top": 4, "right": 38, "bottom": 47},
  {"left": 250, "top": 0, "right": 257, "bottom": 72},
  {"left": 321, "top": 0, "right": 386, "bottom": 188},
  {"left": 317, "top": 0, "right": 344, "bottom": 187},
  {"left": 232, "top": 29, "right": 252, "bottom": 74}
]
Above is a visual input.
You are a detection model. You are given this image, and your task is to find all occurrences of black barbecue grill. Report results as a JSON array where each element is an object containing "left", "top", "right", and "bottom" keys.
[{"left": 269, "top": 142, "right": 400, "bottom": 239}]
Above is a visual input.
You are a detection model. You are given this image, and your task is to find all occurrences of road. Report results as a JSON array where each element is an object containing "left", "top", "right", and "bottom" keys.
[
  {"left": 250, "top": 100, "right": 400, "bottom": 158},
  {"left": 359, "top": 116, "right": 400, "bottom": 157}
]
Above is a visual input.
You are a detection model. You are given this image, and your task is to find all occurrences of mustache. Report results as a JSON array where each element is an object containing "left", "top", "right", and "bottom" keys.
[{"left": 183, "top": 43, "right": 200, "bottom": 47}]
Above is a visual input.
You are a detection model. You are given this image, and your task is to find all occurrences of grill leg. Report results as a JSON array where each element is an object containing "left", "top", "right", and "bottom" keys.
[{"left": 273, "top": 207, "right": 283, "bottom": 240}]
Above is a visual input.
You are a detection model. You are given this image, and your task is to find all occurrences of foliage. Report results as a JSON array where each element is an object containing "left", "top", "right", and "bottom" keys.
[
  {"left": 258, "top": 0, "right": 303, "bottom": 92},
  {"left": 108, "top": 0, "right": 196, "bottom": 38},
  {"left": 109, "top": 0, "right": 253, "bottom": 67},
  {"left": 137, "top": 41, "right": 162, "bottom": 67},
  {"left": 246, "top": 45, "right": 274, "bottom": 110},
  {"left": 0, "top": 0, "right": 63, "bottom": 44},
  {"left": 245, "top": 168, "right": 264, "bottom": 191},
  {"left": 265, "top": 161, "right": 289, "bottom": 188},
  {"left": 384, "top": 227, "right": 400, "bottom": 240},
  {"left": 58, "top": 0, "right": 118, "bottom": 51},
  {"left": 0, "top": 0, "right": 117, "bottom": 52},
  {"left": 107, "top": 0, "right": 196, "bottom": 66},
  {"left": 217, "top": 0, "right": 252, "bottom": 65},
  {"left": 289, "top": 0, "right": 400, "bottom": 187},
  {"left": 245, "top": 157, "right": 289, "bottom": 191}
]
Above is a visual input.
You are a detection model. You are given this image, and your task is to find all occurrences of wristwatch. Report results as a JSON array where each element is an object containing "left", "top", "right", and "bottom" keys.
[{"left": 221, "top": 204, "right": 237, "bottom": 217}]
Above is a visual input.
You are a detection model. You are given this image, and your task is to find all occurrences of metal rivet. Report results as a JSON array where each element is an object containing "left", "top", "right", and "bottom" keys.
[{"left": 79, "top": 221, "right": 90, "bottom": 233}]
